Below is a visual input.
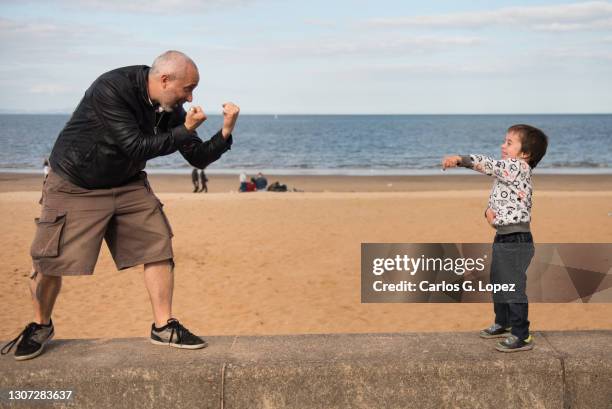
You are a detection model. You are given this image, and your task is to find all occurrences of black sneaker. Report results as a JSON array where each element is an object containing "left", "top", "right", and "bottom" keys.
[
  {"left": 496, "top": 335, "right": 534, "bottom": 352},
  {"left": 1, "top": 320, "right": 54, "bottom": 361},
  {"left": 479, "top": 323, "right": 511, "bottom": 339},
  {"left": 150, "top": 318, "right": 208, "bottom": 349}
]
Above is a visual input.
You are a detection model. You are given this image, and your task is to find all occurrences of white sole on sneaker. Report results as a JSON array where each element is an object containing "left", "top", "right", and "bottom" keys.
[
  {"left": 150, "top": 338, "right": 208, "bottom": 349},
  {"left": 479, "top": 332, "right": 511, "bottom": 339},
  {"left": 14, "top": 332, "right": 54, "bottom": 361},
  {"left": 495, "top": 343, "right": 534, "bottom": 353}
]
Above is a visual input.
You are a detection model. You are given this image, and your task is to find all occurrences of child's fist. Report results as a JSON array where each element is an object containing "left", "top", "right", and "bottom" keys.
[
  {"left": 442, "top": 155, "right": 461, "bottom": 170},
  {"left": 485, "top": 207, "right": 496, "bottom": 225}
]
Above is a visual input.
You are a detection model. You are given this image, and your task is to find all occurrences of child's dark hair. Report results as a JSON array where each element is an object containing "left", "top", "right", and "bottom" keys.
[{"left": 508, "top": 124, "right": 548, "bottom": 168}]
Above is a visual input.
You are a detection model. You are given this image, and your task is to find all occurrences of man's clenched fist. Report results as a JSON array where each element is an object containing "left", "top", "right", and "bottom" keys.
[
  {"left": 222, "top": 102, "right": 240, "bottom": 139},
  {"left": 185, "top": 106, "right": 207, "bottom": 132}
]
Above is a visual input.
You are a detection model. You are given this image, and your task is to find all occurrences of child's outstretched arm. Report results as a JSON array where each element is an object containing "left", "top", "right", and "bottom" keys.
[
  {"left": 443, "top": 154, "right": 526, "bottom": 184},
  {"left": 468, "top": 154, "right": 527, "bottom": 183},
  {"left": 442, "top": 155, "right": 498, "bottom": 228}
]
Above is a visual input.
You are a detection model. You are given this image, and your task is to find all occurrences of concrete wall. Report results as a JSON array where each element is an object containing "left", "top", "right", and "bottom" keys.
[{"left": 1, "top": 331, "right": 610, "bottom": 409}]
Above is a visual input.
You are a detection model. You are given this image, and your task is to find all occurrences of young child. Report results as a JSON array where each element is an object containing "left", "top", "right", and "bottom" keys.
[{"left": 442, "top": 124, "right": 548, "bottom": 352}]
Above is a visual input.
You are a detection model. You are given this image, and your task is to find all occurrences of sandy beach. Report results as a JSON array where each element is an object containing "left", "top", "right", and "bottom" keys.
[{"left": 1, "top": 172, "right": 611, "bottom": 341}]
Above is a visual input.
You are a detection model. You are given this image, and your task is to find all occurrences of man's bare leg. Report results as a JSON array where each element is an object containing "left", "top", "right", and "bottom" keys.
[
  {"left": 30, "top": 272, "right": 62, "bottom": 325},
  {"left": 4, "top": 271, "right": 60, "bottom": 360},
  {"left": 143, "top": 260, "right": 173, "bottom": 328},
  {"left": 144, "top": 259, "right": 206, "bottom": 349}
]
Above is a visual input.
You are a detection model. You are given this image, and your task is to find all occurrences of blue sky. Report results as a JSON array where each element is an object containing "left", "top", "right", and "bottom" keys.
[{"left": 1, "top": 0, "right": 611, "bottom": 114}]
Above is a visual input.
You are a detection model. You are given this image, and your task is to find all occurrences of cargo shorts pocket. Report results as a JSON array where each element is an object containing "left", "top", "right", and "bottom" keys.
[{"left": 30, "top": 208, "right": 67, "bottom": 258}]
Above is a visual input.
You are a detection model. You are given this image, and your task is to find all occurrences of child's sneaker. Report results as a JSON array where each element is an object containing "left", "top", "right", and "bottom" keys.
[
  {"left": 495, "top": 335, "right": 534, "bottom": 352},
  {"left": 479, "top": 323, "right": 511, "bottom": 339}
]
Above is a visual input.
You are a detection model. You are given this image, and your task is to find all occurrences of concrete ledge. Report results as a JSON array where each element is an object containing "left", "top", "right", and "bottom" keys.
[{"left": 1, "top": 331, "right": 610, "bottom": 409}]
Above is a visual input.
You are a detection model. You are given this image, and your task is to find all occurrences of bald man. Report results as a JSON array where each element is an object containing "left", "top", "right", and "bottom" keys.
[{"left": 1, "top": 50, "right": 240, "bottom": 361}]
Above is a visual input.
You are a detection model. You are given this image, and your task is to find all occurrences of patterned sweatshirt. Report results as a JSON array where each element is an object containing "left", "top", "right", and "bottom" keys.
[{"left": 460, "top": 155, "right": 532, "bottom": 233}]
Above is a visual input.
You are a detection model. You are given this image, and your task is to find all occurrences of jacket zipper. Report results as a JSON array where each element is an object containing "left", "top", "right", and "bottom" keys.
[{"left": 154, "top": 112, "right": 164, "bottom": 135}]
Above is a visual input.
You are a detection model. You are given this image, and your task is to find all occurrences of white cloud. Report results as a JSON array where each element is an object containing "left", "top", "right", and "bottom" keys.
[
  {"left": 303, "top": 19, "right": 337, "bottom": 29},
  {"left": 2, "top": 20, "right": 91, "bottom": 47},
  {"left": 545, "top": 47, "right": 612, "bottom": 60},
  {"left": 0, "top": 0, "right": 257, "bottom": 14},
  {"left": 29, "top": 84, "right": 76, "bottom": 94},
  {"left": 0, "top": 17, "right": 161, "bottom": 68},
  {"left": 532, "top": 17, "right": 612, "bottom": 31},
  {"left": 257, "top": 35, "right": 482, "bottom": 59},
  {"left": 0, "top": 17, "right": 151, "bottom": 49},
  {"left": 333, "top": 61, "right": 518, "bottom": 81},
  {"left": 365, "top": 1, "right": 612, "bottom": 32},
  {"left": 531, "top": 23, "right": 587, "bottom": 32}
]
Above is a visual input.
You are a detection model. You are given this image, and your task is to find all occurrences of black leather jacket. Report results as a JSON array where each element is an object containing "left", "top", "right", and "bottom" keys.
[{"left": 49, "top": 65, "right": 232, "bottom": 189}]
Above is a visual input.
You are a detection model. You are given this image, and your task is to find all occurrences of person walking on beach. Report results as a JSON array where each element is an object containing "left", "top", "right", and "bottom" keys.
[
  {"left": 191, "top": 167, "right": 208, "bottom": 193},
  {"left": 1, "top": 50, "right": 240, "bottom": 361},
  {"left": 199, "top": 168, "right": 208, "bottom": 192},
  {"left": 42, "top": 158, "right": 50, "bottom": 180},
  {"left": 191, "top": 168, "right": 201, "bottom": 192}
]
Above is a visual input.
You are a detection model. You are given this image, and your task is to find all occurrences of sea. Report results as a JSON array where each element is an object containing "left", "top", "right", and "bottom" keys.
[{"left": 0, "top": 114, "right": 610, "bottom": 175}]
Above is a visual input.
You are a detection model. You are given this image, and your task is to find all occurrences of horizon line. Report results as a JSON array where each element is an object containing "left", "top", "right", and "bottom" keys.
[{"left": 1, "top": 112, "right": 611, "bottom": 116}]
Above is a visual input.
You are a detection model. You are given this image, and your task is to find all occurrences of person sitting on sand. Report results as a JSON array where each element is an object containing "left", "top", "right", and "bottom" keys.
[
  {"left": 267, "top": 181, "right": 288, "bottom": 192},
  {"left": 254, "top": 172, "right": 268, "bottom": 190},
  {"left": 239, "top": 172, "right": 248, "bottom": 192}
]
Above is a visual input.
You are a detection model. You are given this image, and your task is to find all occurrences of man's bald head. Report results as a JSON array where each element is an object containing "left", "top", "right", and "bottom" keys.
[
  {"left": 147, "top": 50, "right": 200, "bottom": 112},
  {"left": 150, "top": 50, "right": 198, "bottom": 80}
]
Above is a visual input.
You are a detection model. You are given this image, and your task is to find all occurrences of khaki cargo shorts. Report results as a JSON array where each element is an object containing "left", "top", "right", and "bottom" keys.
[{"left": 30, "top": 170, "right": 174, "bottom": 276}]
